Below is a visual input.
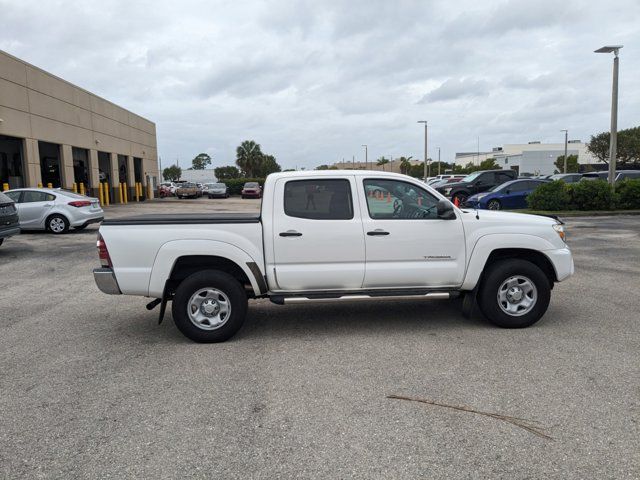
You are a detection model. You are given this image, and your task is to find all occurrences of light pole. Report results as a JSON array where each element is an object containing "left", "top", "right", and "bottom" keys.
[
  {"left": 595, "top": 45, "right": 623, "bottom": 188},
  {"left": 437, "top": 147, "right": 441, "bottom": 175},
  {"left": 560, "top": 129, "right": 568, "bottom": 173},
  {"left": 361, "top": 144, "right": 368, "bottom": 170},
  {"left": 417, "top": 121, "right": 428, "bottom": 180}
]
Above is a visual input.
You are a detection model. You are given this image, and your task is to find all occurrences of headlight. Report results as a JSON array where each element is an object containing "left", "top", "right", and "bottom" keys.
[{"left": 553, "top": 223, "right": 566, "bottom": 242}]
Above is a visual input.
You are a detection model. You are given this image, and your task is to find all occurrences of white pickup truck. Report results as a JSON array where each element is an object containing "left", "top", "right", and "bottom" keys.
[{"left": 94, "top": 170, "right": 573, "bottom": 342}]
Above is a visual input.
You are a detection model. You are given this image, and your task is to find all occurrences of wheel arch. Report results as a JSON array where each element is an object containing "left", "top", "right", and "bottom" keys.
[
  {"left": 148, "top": 240, "right": 266, "bottom": 298},
  {"left": 462, "top": 234, "right": 559, "bottom": 290},
  {"left": 45, "top": 212, "right": 69, "bottom": 231}
]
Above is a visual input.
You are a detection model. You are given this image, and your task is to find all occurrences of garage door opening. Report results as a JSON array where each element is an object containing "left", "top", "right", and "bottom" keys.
[
  {"left": 72, "top": 147, "right": 91, "bottom": 191},
  {"left": 97, "top": 151, "right": 112, "bottom": 202},
  {"left": 39, "top": 141, "right": 62, "bottom": 188},
  {"left": 117, "top": 155, "right": 128, "bottom": 184},
  {"left": 0, "top": 134, "right": 25, "bottom": 189},
  {"left": 133, "top": 157, "right": 145, "bottom": 199}
]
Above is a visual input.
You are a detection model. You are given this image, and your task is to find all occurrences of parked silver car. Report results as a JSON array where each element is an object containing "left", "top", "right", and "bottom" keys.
[
  {"left": 204, "top": 182, "right": 229, "bottom": 198},
  {"left": 4, "top": 188, "right": 104, "bottom": 234}
]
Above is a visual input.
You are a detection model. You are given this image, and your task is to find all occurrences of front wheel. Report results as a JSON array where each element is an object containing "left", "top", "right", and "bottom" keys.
[
  {"left": 487, "top": 199, "right": 501, "bottom": 210},
  {"left": 171, "top": 270, "right": 248, "bottom": 342},
  {"left": 478, "top": 259, "right": 550, "bottom": 328}
]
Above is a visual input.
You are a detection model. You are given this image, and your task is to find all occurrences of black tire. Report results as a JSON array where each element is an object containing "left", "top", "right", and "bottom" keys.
[
  {"left": 171, "top": 270, "right": 248, "bottom": 343},
  {"left": 0, "top": 238, "right": 3, "bottom": 246},
  {"left": 241, "top": 195, "right": 246, "bottom": 199},
  {"left": 487, "top": 199, "right": 501, "bottom": 210},
  {"left": 46, "top": 214, "right": 70, "bottom": 234},
  {"left": 478, "top": 259, "right": 551, "bottom": 328}
]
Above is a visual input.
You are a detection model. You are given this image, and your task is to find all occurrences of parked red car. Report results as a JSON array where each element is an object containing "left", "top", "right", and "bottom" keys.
[{"left": 241, "top": 182, "right": 262, "bottom": 199}]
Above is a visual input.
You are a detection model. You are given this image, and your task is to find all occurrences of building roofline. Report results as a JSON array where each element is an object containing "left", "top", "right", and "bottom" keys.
[{"left": 0, "top": 48, "right": 155, "bottom": 126}]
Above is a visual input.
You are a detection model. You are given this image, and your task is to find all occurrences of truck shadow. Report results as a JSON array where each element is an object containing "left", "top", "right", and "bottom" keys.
[{"left": 235, "top": 298, "right": 487, "bottom": 341}]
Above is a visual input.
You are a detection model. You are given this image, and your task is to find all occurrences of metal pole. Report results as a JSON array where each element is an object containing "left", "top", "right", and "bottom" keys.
[
  {"left": 424, "top": 123, "right": 428, "bottom": 180},
  {"left": 609, "top": 52, "right": 619, "bottom": 188},
  {"left": 438, "top": 147, "right": 441, "bottom": 175},
  {"left": 564, "top": 130, "right": 568, "bottom": 173},
  {"left": 365, "top": 145, "right": 368, "bottom": 169}
]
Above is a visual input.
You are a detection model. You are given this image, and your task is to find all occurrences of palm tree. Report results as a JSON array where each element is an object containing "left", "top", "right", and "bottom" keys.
[
  {"left": 398, "top": 156, "right": 413, "bottom": 174},
  {"left": 376, "top": 157, "right": 390, "bottom": 171},
  {"left": 236, "top": 140, "right": 263, "bottom": 177}
]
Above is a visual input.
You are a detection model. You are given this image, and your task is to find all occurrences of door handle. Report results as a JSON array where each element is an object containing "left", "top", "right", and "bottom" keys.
[
  {"left": 279, "top": 230, "right": 302, "bottom": 237},
  {"left": 367, "top": 229, "right": 390, "bottom": 236}
]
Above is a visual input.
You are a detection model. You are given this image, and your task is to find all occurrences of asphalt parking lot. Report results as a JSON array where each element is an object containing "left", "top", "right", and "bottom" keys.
[{"left": 1, "top": 198, "right": 638, "bottom": 479}]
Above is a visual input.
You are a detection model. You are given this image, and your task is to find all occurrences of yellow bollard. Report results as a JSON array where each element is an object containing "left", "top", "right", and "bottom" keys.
[
  {"left": 37, "top": 182, "right": 42, "bottom": 188},
  {"left": 104, "top": 182, "right": 110, "bottom": 206},
  {"left": 118, "top": 182, "right": 124, "bottom": 204},
  {"left": 72, "top": 183, "right": 77, "bottom": 193},
  {"left": 147, "top": 182, "right": 151, "bottom": 200},
  {"left": 135, "top": 182, "right": 139, "bottom": 202},
  {"left": 2, "top": 183, "right": 9, "bottom": 191},
  {"left": 98, "top": 183, "right": 104, "bottom": 206},
  {"left": 80, "top": 183, "right": 85, "bottom": 196},
  {"left": 124, "top": 183, "right": 129, "bottom": 204},
  {"left": 47, "top": 183, "right": 53, "bottom": 188}
]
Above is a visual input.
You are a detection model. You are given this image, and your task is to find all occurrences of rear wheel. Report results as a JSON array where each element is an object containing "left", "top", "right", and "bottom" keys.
[
  {"left": 478, "top": 259, "right": 550, "bottom": 328},
  {"left": 0, "top": 239, "right": 3, "bottom": 246},
  {"left": 487, "top": 199, "right": 501, "bottom": 210},
  {"left": 171, "top": 270, "right": 248, "bottom": 343},
  {"left": 47, "top": 214, "right": 69, "bottom": 234}
]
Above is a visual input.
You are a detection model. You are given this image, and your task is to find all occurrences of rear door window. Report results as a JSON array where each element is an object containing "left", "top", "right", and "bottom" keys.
[
  {"left": 22, "top": 191, "right": 55, "bottom": 203},
  {"left": 284, "top": 179, "right": 353, "bottom": 220}
]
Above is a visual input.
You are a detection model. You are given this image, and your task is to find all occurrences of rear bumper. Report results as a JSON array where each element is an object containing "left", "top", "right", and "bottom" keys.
[
  {"left": 69, "top": 210, "right": 104, "bottom": 227},
  {"left": 0, "top": 223, "right": 20, "bottom": 239},
  {"left": 79, "top": 216, "right": 104, "bottom": 228},
  {"left": 544, "top": 247, "right": 574, "bottom": 282},
  {"left": 207, "top": 192, "right": 228, "bottom": 198},
  {"left": 93, "top": 267, "right": 122, "bottom": 294},
  {"left": 242, "top": 192, "right": 261, "bottom": 198}
]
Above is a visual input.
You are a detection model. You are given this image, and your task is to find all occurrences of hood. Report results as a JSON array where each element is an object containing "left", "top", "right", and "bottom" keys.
[
  {"left": 438, "top": 181, "right": 469, "bottom": 191},
  {"left": 467, "top": 191, "right": 492, "bottom": 202},
  {"left": 459, "top": 208, "right": 558, "bottom": 227}
]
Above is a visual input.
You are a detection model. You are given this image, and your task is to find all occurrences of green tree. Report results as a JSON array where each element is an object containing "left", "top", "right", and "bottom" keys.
[
  {"left": 191, "top": 153, "right": 212, "bottom": 170},
  {"left": 214, "top": 166, "right": 240, "bottom": 180},
  {"left": 315, "top": 164, "right": 331, "bottom": 170},
  {"left": 162, "top": 164, "right": 182, "bottom": 181},
  {"left": 376, "top": 156, "right": 390, "bottom": 171},
  {"left": 255, "top": 155, "right": 282, "bottom": 177},
  {"left": 236, "top": 140, "right": 263, "bottom": 177},
  {"left": 554, "top": 154, "right": 579, "bottom": 173},
  {"left": 587, "top": 126, "right": 640, "bottom": 166},
  {"left": 398, "top": 156, "right": 413, "bottom": 174}
]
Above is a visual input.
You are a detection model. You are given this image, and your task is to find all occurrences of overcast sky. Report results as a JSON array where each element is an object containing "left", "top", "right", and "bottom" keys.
[{"left": 1, "top": 0, "right": 638, "bottom": 169}]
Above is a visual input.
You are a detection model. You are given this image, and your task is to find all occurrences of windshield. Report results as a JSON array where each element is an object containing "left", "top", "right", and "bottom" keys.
[
  {"left": 212, "top": 183, "right": 225, "bottom": 188},
  {"left": 488, "top": 180, "right": 515, "bottom": 192},
  {"left": 460, "top": 171, "right": 484, "bottom": 183},
  {"left": 0, "top": 191, "right": 13, "bottom": 204},
  {"left": 245, "top": 182, "right": 259, "bottom": 187}
]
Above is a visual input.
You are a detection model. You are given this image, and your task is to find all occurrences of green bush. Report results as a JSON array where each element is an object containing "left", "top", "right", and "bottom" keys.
[
  {"left": 567, "top": 180, "right": 614, "bottom": 210},
  {"left": 526, "top": 181, "right": 572, "bottom": 211},
  {"left": 615, "top": 178, "right": 640, "bottom": 209},
  {"left": 220, "top": 177, "right": 265, "bottom": 195}
]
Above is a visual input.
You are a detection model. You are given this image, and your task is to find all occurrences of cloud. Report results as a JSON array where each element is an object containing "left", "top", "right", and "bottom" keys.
[{"left": 0, "top": 0, "right": 639, "bottom": 168}]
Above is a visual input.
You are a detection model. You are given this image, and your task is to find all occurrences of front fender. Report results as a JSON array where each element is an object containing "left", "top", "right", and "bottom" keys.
[
  {"left": 148, "top": 239, "right": 263, "bottom": 298},
  {"left": 461, "top": 233, "right": 557, "bottom": 290}
]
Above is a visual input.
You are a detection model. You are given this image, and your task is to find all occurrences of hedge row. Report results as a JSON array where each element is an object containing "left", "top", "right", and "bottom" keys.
[
  {"left": 527, "top": 178, "right": 640, "bottom": 211},
  {"left": 218, "top": 178, "right": 265, "bottom": 196}
]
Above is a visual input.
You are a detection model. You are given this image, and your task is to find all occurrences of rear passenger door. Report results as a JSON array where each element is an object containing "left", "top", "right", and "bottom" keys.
[
  {"left": 271, "top": 176, "right": 366, "bottom": 291},
  {"left": 15, "top": 191, "right": 55, "bottom": 229}
]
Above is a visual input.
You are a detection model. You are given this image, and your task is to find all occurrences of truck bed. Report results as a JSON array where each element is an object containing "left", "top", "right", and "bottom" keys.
[{"left": 102, "top": 212, "right": 261, "bottom": 226}]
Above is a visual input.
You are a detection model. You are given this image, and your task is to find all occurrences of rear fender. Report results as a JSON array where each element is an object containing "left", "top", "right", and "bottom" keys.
[{"left": 148, "top": 239, "right": 263, "bottom": 298}]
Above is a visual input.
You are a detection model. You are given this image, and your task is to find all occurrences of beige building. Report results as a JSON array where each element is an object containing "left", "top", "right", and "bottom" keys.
[
  {"left": 0, "top": 49, "right": 159, "bottom": 201},
  {"left": 332, "top": 158, "right": 422, "bottom": 173}
]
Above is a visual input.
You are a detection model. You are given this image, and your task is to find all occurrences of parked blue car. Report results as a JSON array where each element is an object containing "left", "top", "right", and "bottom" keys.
[{"left": 464, "top": 179, "right": 549, "bottom": 210}]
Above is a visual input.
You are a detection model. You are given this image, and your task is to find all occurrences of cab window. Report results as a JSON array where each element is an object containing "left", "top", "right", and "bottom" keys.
[
  {"left": 364, "top": 179, "right": 439, "bottom": 219},
  {"left": 22, "top": 191, "right": 55, "bottom": 203},
  {"left": 284, "top": 179, "right": 353, "bottom": 220}
]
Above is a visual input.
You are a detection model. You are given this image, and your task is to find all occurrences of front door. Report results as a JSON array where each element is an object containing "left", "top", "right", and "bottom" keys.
[
  {"left": 359, "top": 178, "right": 466, "bottom": 288},
  {"left": 271, "top": 176, "right": 365, "bottom": 291},
  {"left": 15, "top": 190, "right": 55, "bottom": 229}
]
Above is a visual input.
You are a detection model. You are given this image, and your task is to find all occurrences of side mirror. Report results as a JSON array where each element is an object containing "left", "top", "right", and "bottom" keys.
[{"left": 437, "top": 199, "right": 456, "bottom": 220}]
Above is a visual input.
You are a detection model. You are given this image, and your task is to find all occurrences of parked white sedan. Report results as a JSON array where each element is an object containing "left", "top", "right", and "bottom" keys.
[{"left": 4, "top": 188, "right": 104, "bottom": 234}]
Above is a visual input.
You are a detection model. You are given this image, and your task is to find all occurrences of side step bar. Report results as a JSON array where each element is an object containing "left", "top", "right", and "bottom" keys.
[{"left": 270, "top": 290, "right": 459, "bottom": 305}]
